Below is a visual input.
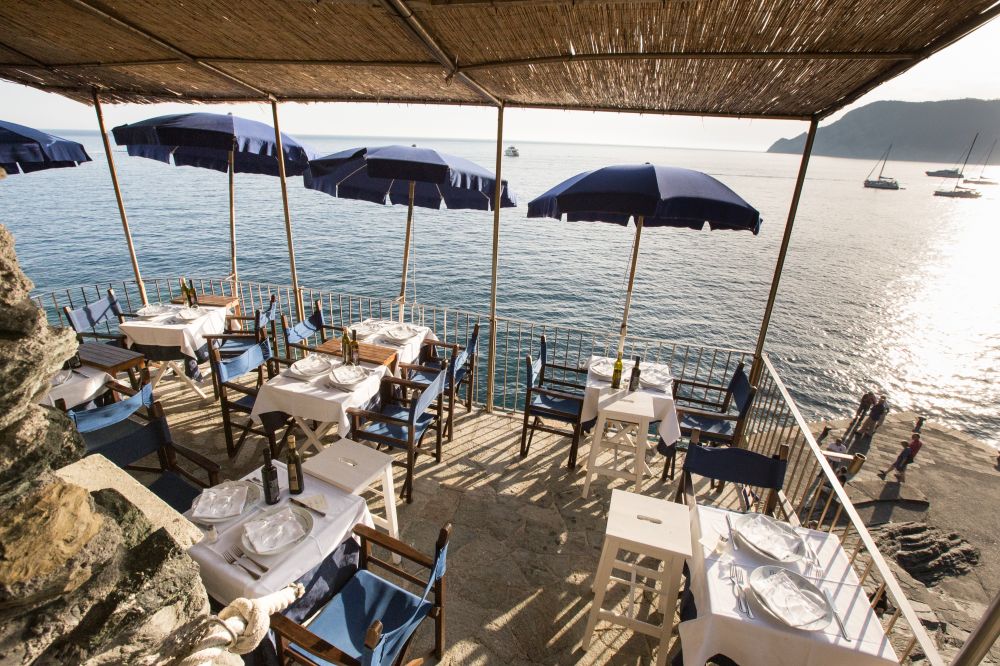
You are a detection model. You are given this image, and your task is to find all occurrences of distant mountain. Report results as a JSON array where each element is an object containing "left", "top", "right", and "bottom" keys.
[{"left": 768, "top": 99, "right": 1000, "bottom": 164}]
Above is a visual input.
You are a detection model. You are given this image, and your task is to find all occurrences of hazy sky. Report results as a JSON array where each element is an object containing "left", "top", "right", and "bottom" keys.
[{"left": 2, "top": 17, "right": 998, "bottom": 151}]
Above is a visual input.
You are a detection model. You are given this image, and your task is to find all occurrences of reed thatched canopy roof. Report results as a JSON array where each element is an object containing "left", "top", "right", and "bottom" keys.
[{"left": 1, "top": 0, "right": 998, "bottom": 120}]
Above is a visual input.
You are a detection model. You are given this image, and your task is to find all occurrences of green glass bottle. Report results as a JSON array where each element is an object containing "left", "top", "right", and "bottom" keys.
[
  {"left": 286, "top": 435, "right": 304, "bottom": 495},
  {"left": 611, "top": 352, "right": 624, "bottom": 389}
]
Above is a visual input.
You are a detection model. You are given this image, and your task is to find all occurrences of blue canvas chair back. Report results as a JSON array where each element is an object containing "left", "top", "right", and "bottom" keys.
[
  {"left": 450, "top": 326, "right": 479, "bottom": 384},
  {"left": 258, "top": 298, "right": 279, "bottom": 329},
  {"left": 411, "top": 362, "right": 448, "bottom": 428},
  {"left": 683, "top": 443, "right": 787, "bottom": 490},
  {"left": 65, "top": 291, "right": 123, "bottom": 333},
  {"left": 69, "top": 384, "right": 153, "bottom": 434},
  {"left": 728, "top": 365, "right": 754, "bottom": 416},
  {"left": 284, "top": 307, "right": 325, "bottom": 345},
  {"left": 527, "top": 353, "right": 543, "bottom": 389},
  {"left": 216, "top": 340, "right": 272, "bottom": 384},
  {"left": 363, "top": 541, "right": 450, "bottom": 666}
]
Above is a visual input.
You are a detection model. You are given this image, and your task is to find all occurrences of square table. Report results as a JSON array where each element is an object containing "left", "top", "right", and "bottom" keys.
[
  {"left": 582, "top": 390, "right": 659, "bottom": 497},
  {"left": 120, "top": 305, "right": 228, "bottom": 399},
  {"left": 582, "top": 356, "right": 682, "bottom": 446},
  {"left": 170, "top": 293, "right": 240, "bottom": 312},
  {"left": 77, "top": 342, "right": 147, "bottom": 383},
  {"left": 40, "top": 365, "right": 112, "bottom": 409},
  {"left": 315, "top": 338, "right": 398, "bottom": 372},
  {"left": 186, "top": 461, "right": 373, "bottom": 604},
  {"left": 679, "top": 505, "right": 897, "bottom": 666},
  {"left": 250, "top": 358, "right": 390, "bottom": 453},
  {"left": 349, "top": 319, "right": 437, "bottom": 367}
]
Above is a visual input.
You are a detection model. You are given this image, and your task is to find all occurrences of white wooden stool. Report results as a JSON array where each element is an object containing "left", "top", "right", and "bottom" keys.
[
  {"left": 582, "top": 391, "right": 656, "bottom": 498},
  {"left": 301, "top": 439, "right": 400, "bottom": 560},
  {"left": 582, "top": 489, "right": 692, "bottom": 666}
]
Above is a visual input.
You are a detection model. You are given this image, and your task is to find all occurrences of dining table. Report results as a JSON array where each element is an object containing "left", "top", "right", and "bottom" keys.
[
  {"left": 186, "top": 461, "right": 373, "bottom": 605},
  {"left": 40, "top": 365, "right": 112, "bottom": 410},
  {"left": 119, "top": 303, "right": 229, "bottom": 398},
  {"left": 346, "top": 318, "right": 436, "bottom": 367},
  {"left": 581, "top": 355, "right": 682, "bottom": 446},
  {"left": 679, "top": 505, "right": 898, "bottom": 666}
]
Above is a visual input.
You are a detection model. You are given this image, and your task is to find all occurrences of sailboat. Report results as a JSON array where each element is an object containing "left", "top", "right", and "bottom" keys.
[
  {"left": 863, "top": 144, "right": 899, "bottom": 189},
  {"left": 934, "top": 133, "right": 982, "bottom": 199},
  {"left": 963, "top": 138, "right": 997, "bottom": 186}
]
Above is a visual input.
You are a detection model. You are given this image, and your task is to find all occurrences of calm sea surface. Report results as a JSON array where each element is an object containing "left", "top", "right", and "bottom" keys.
[{"left": 3, "top": 132, "right": 998, "bottom": 447}]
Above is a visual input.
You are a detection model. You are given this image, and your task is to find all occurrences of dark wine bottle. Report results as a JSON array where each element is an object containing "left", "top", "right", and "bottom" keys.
[
  {"left": 186, "top": 279, "right": 199, "bottom": 306},
  {"left": 286, "top": 436, "right": 304, "bottom": 495},
  {"left": 341, "top": 326, "right": 351, "bottom": 363},
  {"left": 611, "top": 352, "right": 624, "bottom": 389},
  {"left": 628, "top": 356, "right": 642, "bottom": 392},
  {"left": 351, "top": 329, "right": 360, "bottom": 365},
  {"left": 261, "top": 447, "right": 280, "bottom": 505}
]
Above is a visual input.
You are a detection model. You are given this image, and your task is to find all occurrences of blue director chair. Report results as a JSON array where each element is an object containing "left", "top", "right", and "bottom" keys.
[{"left": 404, "top": 323, "right": 479, "bottom": 441}]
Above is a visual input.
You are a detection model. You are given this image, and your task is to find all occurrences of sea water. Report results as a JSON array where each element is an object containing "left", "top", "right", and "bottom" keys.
[{"left": 3, "top": 132, "right": 998, "bottom": 447}]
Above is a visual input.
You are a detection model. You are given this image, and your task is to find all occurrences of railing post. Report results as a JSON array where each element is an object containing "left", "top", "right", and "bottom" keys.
[
  {"left": 485, "top": 103, "right": 504, "bottom": 413},
  {"left": 270, "top": 99, "right": 305, "bottom": 320},
  {"left": 952, "top": 590, "right": 1000, "bottom": 666},
  {"left": 92, "top": 89, "right": 148, "bottom": 305},
  {"left": 750, "top": 115, "right": 818, "bottom": 385}
]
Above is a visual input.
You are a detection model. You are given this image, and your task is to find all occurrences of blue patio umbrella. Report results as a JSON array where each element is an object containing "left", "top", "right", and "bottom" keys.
[
  {"left": 111, "top": 112, "right": 315, "bottom": 284},
  {"left": 304, "top": 145, "right": 516, "bottom": 315},
  {"left": 0, "top": 120, "right": 91, "bottom": 176},
  {"left": 528, "top": 164, "right": 761, "bottom": 354}
]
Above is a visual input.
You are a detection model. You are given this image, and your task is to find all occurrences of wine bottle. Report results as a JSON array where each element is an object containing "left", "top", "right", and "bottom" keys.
[
  {"left": 351, "top": 329, "right": 360, "bottom": 366},
  {"left": 341, "top": 326, "right": 351, "bottom": 363},
  {"left": 286, "top": 436, "right": 304, "bottom": 495},
  {"left": 187, "top": 279, "right": 199, "bottom": 306},
  {"left": 261, "top": 447, "right": 280, "bottom": 505},
  {"left": 628, "top": 356, "right": 642, "bottom": 392},
  {"left": 611, "top": 352, "right": 624, "bottom": 389}
]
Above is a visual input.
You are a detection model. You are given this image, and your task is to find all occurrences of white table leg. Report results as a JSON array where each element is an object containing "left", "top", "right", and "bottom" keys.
[
  {"left": 582, "top": 414, "right": 608, "bottom": 498},
  {"left": 656, "top": 557, "right": 685, "bottom": 666},
  {"left": 635, "top": 416, "right": 650, "bottom": 494},
  {"left": 582, "top": 535, "right": 619, "bottom": 650},
  {"left": 294, "top": 417, "right": 334, "bottom": 454},
  {"left": 169, "top": 361, "right": 207, "bottom": 399},
  {"left": 380, "top": 464, "right": 401, "bottom": 564}
]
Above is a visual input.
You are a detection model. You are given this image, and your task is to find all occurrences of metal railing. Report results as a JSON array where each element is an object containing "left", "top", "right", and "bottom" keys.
[{"left": 33, "top": 274, "right": 945, "bottom": 664}]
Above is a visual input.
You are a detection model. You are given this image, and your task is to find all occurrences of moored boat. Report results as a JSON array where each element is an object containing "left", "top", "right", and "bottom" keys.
[
  {"left": 963, "top": 138, "right": 997, "bottom": 185},
  {"left": 926, "top": 167, "right": 963, "bottom": 178},
  {"left": 863, "top": 144, "right": 899, "bottom": 190},
  {"left": 504, "top": 145, "right": 519, "bottom": 157},
  {"left": 934, "top": 134, "right": 981, "bottom": 198}
]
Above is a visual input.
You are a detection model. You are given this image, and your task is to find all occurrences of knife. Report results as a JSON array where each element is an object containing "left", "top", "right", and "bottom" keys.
[
  {"left": 824, "top": 588, "right": 852, "bottom": 641},
  {"left": 289, "top": 496, "right": 327, "bottom": 517},
  {"left": 725, "top": 514, "right": 739, "bottom": 551}
]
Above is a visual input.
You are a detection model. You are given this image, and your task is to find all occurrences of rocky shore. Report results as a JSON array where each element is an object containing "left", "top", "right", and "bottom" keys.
[{"left": 810, "top": 411, "right": 1000, "bottom": 664}]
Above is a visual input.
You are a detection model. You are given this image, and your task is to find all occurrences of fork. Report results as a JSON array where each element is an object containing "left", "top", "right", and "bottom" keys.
[
  {"left": 221, "top": 549, "right": 261, "bottom": 580},
  {"left": 735, "top": 567, "right": 755, "bottom": 619},
  {"left": 230, "top": 544, "right": 270, "bottom": 573},
  {"left": 728, "top": 562, "right": 747, "bottom": 615}
]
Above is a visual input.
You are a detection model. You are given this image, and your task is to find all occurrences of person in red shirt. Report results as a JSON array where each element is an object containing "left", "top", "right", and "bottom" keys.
[{"left": 877, "top": 433, "right": 922, "bottom": 482}]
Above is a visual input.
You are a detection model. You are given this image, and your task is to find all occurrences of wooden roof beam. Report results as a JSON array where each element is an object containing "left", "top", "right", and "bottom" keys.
[
  {"left": 0, "top": 58, "right": 442, "bottom": 70},
  {"left": 458, "top": 50, "right": 918, "bottom": 72},
  {"left": 378, "top": 0, "right": 502, "bottom": 106},
  {"left": 59, "top": 0, "right": 272, "bottom": 100}
]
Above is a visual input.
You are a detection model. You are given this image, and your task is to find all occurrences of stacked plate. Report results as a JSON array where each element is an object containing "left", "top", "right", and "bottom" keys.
[
  {"left": 589, "top": 358, "right": 615, "bottom": 380},
  {"left": 190, "top": 481, "right": 261, "bottom": 524},
  {"left": 381, "top": 323, "right": 421, "bottom": 343},
  {"left": 51, "top": 368, "right": 73, "bottom": 386},
  {"left": 326, "top": 364, "right": 372, "bottom": 391},
  {"left": 640, "top": 365, "right": 673, "bottom": 391},
  {"left": 177, "top": 307, "right": 204, "bottom": 321},
  {"left": 748, "top": 566, "right": 834, "bottom": 631},
  {"left": 136, "top": 303, "right": 170, "bottom": 318},
  {"left": 287, "top": 355, "right": 336, "bottom": 380},
  {"left": 732, "top": 512, "right": 807, "bottom": 564},
  {"left": 349, "top": 321, "right": 381, "bottom": 341},
  {"left": 241, "top": 505, "right": 313, "bottom": 556}
]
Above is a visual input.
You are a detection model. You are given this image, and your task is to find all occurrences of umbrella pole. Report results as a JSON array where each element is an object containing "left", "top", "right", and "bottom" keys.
[
  {"left": 750, "top": 116, "right": 818, "bottom": 386},
  {"left": 92, "top": 89, "right": 148, "bottom": 305},
  {"left": 398, "top": 181, "right": 416, "bottom": 322},
  {"left": 486, "top": 104, "right": 504, "bottom": 413},
  {"left": 270, "top": 100, "right": 304, "bottom": 320},
  {"left": 617, "top": 216, "right": 644, "bottom": 357},
  {"left": 228, "top": 148, "right": 237, "bottom": 292}
]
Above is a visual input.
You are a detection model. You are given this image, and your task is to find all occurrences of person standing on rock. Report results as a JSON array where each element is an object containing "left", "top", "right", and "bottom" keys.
[
  {"left": 878, "top": 433, "right": 922, "bottom": 482},
  {"left": 858, "top": 395, "right": 889, "bottom": 437},
  {"left": 857, "top": 391, "right": 877, "bottom": 418}
]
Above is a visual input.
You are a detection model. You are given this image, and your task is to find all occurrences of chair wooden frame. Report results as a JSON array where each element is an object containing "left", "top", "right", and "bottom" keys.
[
  {"left": 280, "top": 299, "right": 339, "bottom": 359},
  {"left": 404, "top": 322, "right": 480, "bottom": 442},
  {"left": 223, "top": 293, "right": 279, "bottom": 350},
  {"left": 348, "top": 363, "right": 448, "bottom": 504},
  {"left": 62, "top": 287, "right": 136, "bottom": 347},
  {"left": 672, "top": 361, "right": 757, "bottom": 448},
  {"left": 270, "top": 523, "right": 451, "bottom": 666},
  {"left": 207, "top": 342, "right": 292, "bottom": 459},
  {"left": 518, "top": 335, "right": 587, "bottom": 468}
]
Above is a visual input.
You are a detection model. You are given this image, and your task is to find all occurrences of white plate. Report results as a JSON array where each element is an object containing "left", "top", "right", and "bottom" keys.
[
  {"left": 136, "top": 303, "right": 169, "bottom": 318},
  {"left": 177, "top": 307, "right": 204, "bottom": 321},
  {"left": 289, "top": 354, "right": 334, "bottom": 378},
  {"left": 51, "top": 368, "right": 73, "bottom": 386},
  {"left": 382, "top": 323, "right": 420, "bottom": 342},
  {"left": 589, "top": 358, "right": 615, "bottom": 379},
  {"left": 748, "top": 566, "right": 834, "bottom": 631},
  {"left": 327, "top": 364, "right": 371, "bottom": 389},
  {"left": 348, "top": 322, "right": 380, "bottom": 341},
  {"left": 733, "top": 513, "right": 807, "bottom": 564},
  {"left": 190, "top": 481, "right": 261, "bottom": 525},
  {"left": 241, "top": 504, "right": 314, "bottom": 556}
]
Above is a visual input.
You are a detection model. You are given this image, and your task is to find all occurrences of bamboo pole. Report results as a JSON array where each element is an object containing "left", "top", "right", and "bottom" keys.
[
  {"left": 228, "top": 148, "right": 237, "bottom": 286},
  {"left": 616, "top": 215, "right": 644, "bottom": 357},
  {"left": 398, "top": 180, "right": 417, "bottom": 322},
  {"left": 270, "top": 99, "right": 304, "bottom": 320},
  {"left": 750, "top": 116, "right": 819, "bottom": 385},
  {"left": 485, "top": 104, "right": 504, "bottom": 413},
  {"left": 92, "top": 89, "right": 148, "bottom": 305}
]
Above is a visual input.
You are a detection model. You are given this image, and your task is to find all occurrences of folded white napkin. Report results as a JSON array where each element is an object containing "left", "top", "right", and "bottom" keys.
[
  {"left": 738, "top": 514, "right": 803, "bottom": 561},
  {"left": 192, "top": 484, "right": 249, "bottom": 520},
  {"left": 289, "top": 355, "right": 334, "bottom": 379},
  {"left": 243, "top": 507, "right": 306, "bottom": 553},
  {"left": 754, "top": 569, "right": 828, "bottom": 627},
  {"left": 327, "top": 365, "right": 369, "bottom": 389}
]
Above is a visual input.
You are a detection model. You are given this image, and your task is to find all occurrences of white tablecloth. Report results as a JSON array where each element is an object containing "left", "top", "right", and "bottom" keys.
[
  {"left": 250, "top": 360, "right": 390, "bottom": 438},
  {"left": 679, "top": 505, "right": 897, "bottom": 666},
  {"left": 40, "top": 365, "right": 112, "bottom": 409},
  {"left": 581, "top": 356, "right": 681, "bottom": 445},
  {"left": 120, "top": 305, "right": 228, "bottom": 359},
  {"left": 187, "top": 461, "right": 373, "bottom": 604},
  {"left": 353, "top": 319, "right": 436, "bottom": 367}
]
